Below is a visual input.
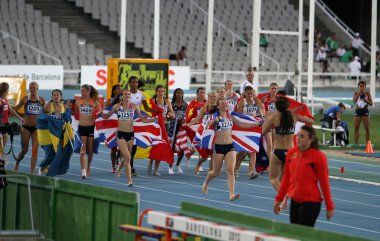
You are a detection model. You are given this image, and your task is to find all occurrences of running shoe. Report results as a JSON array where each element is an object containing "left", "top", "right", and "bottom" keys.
[
  {"left": 199, "top": 166, "right": 204, "bottom": 172},
  {"left": 132, "top": 168, "right": 137, "bottom": 176},
  {"left": 176, "top": 165, "right": 183, "bottom": 173},
  {"left": 38, "top": 168, "right": 44, "bottom": 176},
  {"left": 249, "top": 172, "right": 259, "bottom": 180},
  {"left": 153, "top": 171, "right": 161, "bottom": 176},
  {"left": 111, "top": 168, "right": 117, "bottom": 174},
  {"left": 168, "top": 167, "right": 174, "bottom": 175}
]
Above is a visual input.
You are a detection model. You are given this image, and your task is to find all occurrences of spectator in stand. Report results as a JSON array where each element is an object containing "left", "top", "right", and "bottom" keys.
[
  {"left": 303, "top": 29, "right": 309, "bottom": 43},
  {"left": 314, "top": 28, "right": 322, "bottom": 48},
  {"left": 240, "top": 67, "right": 258, "bottom": 95},
  {"left": 325, "top": 33, "right": 339, "bottom": 58},
  {"left": 260, "top": 34, "right": 269, "bottom": 51},
  {"left": 351, "top": 32, "right": 363, "bottom": 57},
  {"left": 316, "top": 46, "right": 328, "bottom": 72},
  {"left": 336, "top": 44, "right": 346, "bottom": 59},
  {"left": 176, "top": 46, "right": 187, "bottom": 65},
  {"left": 341, "top": 47, "right": 353, "bottom": 63},
  {"left": 349, "top": 56, "right": 362, "bottom": 80},
  {"left": 240, "top": 32, "right": 250, "bottom": 47}
]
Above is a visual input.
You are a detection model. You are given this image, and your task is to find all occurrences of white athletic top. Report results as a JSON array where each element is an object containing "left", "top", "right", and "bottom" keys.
[{"left": 130, "top": 90, "right": 145, "bottom": 106}]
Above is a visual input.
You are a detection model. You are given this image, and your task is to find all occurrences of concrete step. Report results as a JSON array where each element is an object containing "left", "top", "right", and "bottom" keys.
[{"left": 25, "top": 0, "right": 150, "bottom": 58}]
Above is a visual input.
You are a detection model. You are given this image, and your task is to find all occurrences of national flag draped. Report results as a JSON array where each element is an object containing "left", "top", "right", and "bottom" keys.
[
  {"left": 148, "top": 99, "right": 174, "bottom": 165},
  {"left": 95, "top": 105, "right": 118, "bottom": 148},
  {"left": 37, "top": 110, "right": 74, "bottom": 176},
  {"left": 185, "top": 98, "right": 205, "bottom": 123},
  {"left": 192, "top": 113, "right": 217, "bottom": 150},
  {"left": 174, "top": 127, "right": 194, "bottom": 159},
  {"left": 230, "top": 111, "right": 262, "bottom": 153},
  {"left": 94, "top": 97, "right": 174, "bottom": 165},
  {"left": 72, "top": 114, "right": 102, "bottom": 154}
]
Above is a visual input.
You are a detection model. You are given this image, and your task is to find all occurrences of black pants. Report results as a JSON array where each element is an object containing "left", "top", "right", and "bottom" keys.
[{"left": 290, "top": 199, "right": 321, "bottom": 227}]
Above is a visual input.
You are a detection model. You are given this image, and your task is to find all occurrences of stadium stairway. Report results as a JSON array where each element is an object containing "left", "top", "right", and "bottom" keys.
[{"left": 25, "top": 0, "right": 151, "bottom": 59}]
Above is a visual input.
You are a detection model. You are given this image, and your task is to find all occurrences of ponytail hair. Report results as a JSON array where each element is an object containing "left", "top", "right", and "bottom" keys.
[
  {"left": 276, "top": 97, "right": 294, "bottom": 135},
  {"left": 301, "top": 125, "right": 320, "bottom": 150},
  {"left": 81, "top": 84, "right": 99, "bottom": 101}
]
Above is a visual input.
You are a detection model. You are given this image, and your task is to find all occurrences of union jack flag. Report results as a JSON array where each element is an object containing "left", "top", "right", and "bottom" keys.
[
  {"left": 192, "top": 113, "right": 217, "bottom": 150},
  {"left": 231, "top": 111, "right": 263, "bottom": 153}
]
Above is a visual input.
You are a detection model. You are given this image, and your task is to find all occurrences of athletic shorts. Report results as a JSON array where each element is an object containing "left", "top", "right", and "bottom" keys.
[
  {"left": 214, "top": 143, "right": 235, "bottom": 155},
  {"left": 355, "top": 108, "right": 369, "bottom": 117},
  {"left": 78, "top": 125, "right": 95, "bottom": 137},
  {"left": 117, "top": 131, "right": 134, "bottom": 142}
]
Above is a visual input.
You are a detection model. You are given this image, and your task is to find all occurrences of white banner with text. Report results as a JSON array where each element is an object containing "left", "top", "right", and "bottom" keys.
[{"left": 0, "top": 65, "right": 64, "bottom": 89}]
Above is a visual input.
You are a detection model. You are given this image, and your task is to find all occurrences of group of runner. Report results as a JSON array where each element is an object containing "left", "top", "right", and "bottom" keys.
[{"left": 10, "top": 67, "right": 378, "bottom": 226}]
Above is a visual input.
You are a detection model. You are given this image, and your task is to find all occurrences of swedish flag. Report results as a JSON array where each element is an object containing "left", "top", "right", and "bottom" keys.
[{"left": 37, "top": 110, "right": 74, "bottom": 177}]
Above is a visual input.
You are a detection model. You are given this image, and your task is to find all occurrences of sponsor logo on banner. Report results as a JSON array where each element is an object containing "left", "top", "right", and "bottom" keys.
[
  {"left": 81, "top": 65, "right": 190, "bottom": 91},
  {"left": 169, "top": 66, "right": 190, "bottom": 90},
  {"left": 81, "top": 65, "right": 107, "bottom": 90},
  {"left": 0, "top": 65, "right": 63, "bottom": 90}
]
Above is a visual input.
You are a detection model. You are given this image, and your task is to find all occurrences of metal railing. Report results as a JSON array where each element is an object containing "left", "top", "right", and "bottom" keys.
[
  {"left": 0, "top": 29, "right": 61, "bottom": 64},
  {"left": 0, "top": 175, "right": 35, "bottom": 230},
  {"left": 188, "top": 0, "right": 280, "bottom": 74},
  {"left": 189, "top": 69, "right": 371, "bottom": 86},
  {"left": 315, "top": 0, "right": 370, "bottom": 55}
]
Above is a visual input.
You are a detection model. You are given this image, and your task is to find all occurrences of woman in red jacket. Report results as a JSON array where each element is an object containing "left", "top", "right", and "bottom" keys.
[{"left": 273, "top": 125, "right": 334, "bottom": 227}]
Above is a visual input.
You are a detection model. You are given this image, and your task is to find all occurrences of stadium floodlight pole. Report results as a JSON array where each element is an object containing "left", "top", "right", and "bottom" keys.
[
  {"left": 251, "top": 0, "right": 261, "bottom": 92},
  {"left": 307, "top": 0, "right": 315, "bottom": 99},
  {"left": 153, "top": 0, "right": 160, "bottom": 59},
  {"left": 205, "top": 0, "right": 214, "bottom": 92},
  {"left": 370, "top": 0, "right": 377, "bottom": 99},
  {"left": 120, "top": 0, "right": 127, "bottom": 58},
  {"left": 297, "top": 0, "right": 303, "bottom": 102}
]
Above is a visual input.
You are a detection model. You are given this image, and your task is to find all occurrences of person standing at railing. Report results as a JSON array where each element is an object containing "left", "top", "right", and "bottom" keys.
[
  {"left": 351, "top": 32, "right": 363, "bottom": 57},
  {"left": 260, "top": 34, "right": 269, "bottom": 52},
  {"left": 353, "top": 81, "right": 373, "bottom": 146},
  {"left": 316, "top": 46, "right": 328, "bottom": 73},
  {"left": 176, "top": 46, "right": 187, "bottom": 65},
  {"left": 349, "top": 56, "right": 362, "bottom": 80},
  {"left": 239, "top": 67, "right": 258, "bottom": 96},
  {"left": 273, "top": 126, "right": 334, "bottom": 227}
]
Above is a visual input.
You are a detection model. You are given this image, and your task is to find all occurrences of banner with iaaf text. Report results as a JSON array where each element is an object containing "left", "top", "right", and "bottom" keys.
[{"left": 107, "top": 58, "right": 169, "bottom": 99}]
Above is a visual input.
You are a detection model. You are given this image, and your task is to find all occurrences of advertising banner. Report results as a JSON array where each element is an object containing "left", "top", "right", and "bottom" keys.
[
  {"left": 0, "top": 65, "right": 64, "bottom": 89},
  {"left": 168, "top": 66, "right": 190, "bottom": 90},
  {"left": 80, "top": 65, "right": 107, "bottom": 90},
  {"left": 107, "top": 59, "right": 169, "bottom": 99}
]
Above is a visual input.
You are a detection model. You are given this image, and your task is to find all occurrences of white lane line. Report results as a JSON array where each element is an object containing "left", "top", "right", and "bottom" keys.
[
  {"left": 10, "top": 144, "right": 380, "bottom": 200},
  {"left": 12, "top": 158, "right": 380, "bottom": 235},
  {"left": 329, "top": 159, "right": 380, "bottom": 168},
  {"left": 329, "top": 176, "right": 380, "bottom": 187},
  {"left": 329, "top": 167, "right": 380, "bottom": 176}
]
